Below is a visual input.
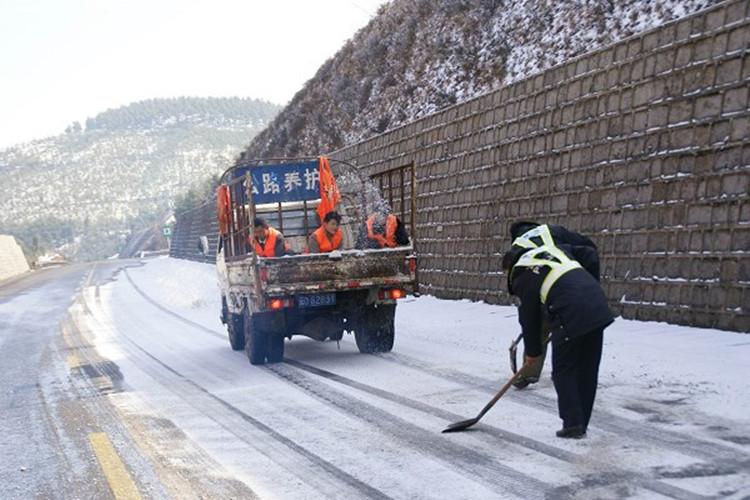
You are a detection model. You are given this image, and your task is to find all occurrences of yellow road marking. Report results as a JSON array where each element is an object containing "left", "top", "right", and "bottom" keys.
[
  {"left": 67, "top": 353, "right": 80, "bottom": 370},
  {"left": 89, "top": 432, "right": 141, "bottom": 500}
]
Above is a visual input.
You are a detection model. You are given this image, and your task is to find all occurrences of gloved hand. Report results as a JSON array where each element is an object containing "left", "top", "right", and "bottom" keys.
[{"left": 523, "top": 354, "right": 539, "bottom": 368}]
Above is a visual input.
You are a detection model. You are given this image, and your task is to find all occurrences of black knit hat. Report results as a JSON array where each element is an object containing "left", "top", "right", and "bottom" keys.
[{"left": 509, "top": 220, "right": 540, "bottom": 239}]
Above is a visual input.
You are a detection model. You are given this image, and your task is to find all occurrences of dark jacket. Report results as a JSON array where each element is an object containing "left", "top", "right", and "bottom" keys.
[{"left": 511, "top": 262, "right": 614, "bottom": 357}]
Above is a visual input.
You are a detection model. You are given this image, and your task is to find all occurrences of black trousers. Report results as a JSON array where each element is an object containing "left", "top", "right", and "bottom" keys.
[{"left": 551, "top": 327, "right": 604, "bottom": 430}]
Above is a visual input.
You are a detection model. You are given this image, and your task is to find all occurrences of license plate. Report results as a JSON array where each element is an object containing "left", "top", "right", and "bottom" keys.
[{"left": 297, "top": 293, "right": 336, "bottom": 308}]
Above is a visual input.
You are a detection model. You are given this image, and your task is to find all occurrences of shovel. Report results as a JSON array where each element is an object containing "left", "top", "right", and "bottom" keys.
[
  {"left": 442, "top": 361, "right": 532, "bottom": 433},
  {"left": 442, "top": 332, "right": 551, "bottom": 433}
]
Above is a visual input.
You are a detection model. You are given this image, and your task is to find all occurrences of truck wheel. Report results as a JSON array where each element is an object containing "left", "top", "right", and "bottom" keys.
[
  {"left": 355, "top": 304, "right": 395, "bottom": 354},
  {"left": 228, "top": 313, "right": 245, "bottom": 351},
  {"left": 244, "top": 307, "right": 268, "bottom": 365},
  {"left": 267, "top": 334, "right": 285, "bottom": 363},
  {"left": 224, "top": 299, "right": 245, "bottom": 351}
]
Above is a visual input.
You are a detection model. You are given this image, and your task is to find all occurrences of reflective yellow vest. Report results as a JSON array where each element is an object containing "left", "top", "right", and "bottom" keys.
[
  {"left": 512, "top": 224, "right": 555, "bottom": 250},
  {"left": 511, "top": 244, "right": 582, "bottom": 304}
]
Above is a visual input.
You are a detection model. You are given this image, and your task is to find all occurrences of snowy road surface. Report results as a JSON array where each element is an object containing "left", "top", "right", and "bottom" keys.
[{"left": 2, "top": 257, "right": 748, "bottom": 499}]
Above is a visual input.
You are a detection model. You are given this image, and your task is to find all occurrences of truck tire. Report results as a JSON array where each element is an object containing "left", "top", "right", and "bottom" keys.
[
  {"left": 224, "top": 299, "right": 245, "bottom": 351},
  {"left": 244, "top": 307, "right": 268, "bottom": 365},
  {"left": 267, "top": 334, "right": 285, "bottom": 363},
  {"left": 355, "top": 304, "right": 395, "bottom": 354}
]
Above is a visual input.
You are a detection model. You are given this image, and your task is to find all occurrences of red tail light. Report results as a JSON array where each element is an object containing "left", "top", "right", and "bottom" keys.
[
  {"left": 260, "top": 268, "right": 268, "bottom": 281},
  {"left": 379, "top": 289, "right": 406, "bottom": 300},
  {"left": 269, "top": 299, "right": 283, "bottom": 310},
  {"left": 267, "top": 298, "right": 293, "bottom": 310}
]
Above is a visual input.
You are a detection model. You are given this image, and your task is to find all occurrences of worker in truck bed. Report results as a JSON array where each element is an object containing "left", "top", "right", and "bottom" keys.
[
  {"left": 359, "top": 212, "right": 410, "bottom": 249},
  {"left": 307, "top": 211, "right": 344, "bottom": 253},
  {"left": 250, "top": 217, "right": 291, "bottom": 257}
]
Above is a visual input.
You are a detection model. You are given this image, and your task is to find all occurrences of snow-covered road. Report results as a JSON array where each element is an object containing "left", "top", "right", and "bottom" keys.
[{"left": 69, "top": 257, "right": 749, "bottom": 499}]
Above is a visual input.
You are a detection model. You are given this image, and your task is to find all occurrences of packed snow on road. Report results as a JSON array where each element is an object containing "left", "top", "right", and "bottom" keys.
[{"left": 76, "top": 256, "right": 749, "bottom": 499}]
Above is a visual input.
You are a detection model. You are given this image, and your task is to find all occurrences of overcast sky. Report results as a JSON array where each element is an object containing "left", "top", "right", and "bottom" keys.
[{"left": 0, "top": 0, "right": 389, "bottom": 150}]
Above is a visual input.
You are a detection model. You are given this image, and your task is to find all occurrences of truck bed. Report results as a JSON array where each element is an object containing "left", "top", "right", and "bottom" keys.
[{"left": 227, "top": 247, "right": 416, "bottom": 296}]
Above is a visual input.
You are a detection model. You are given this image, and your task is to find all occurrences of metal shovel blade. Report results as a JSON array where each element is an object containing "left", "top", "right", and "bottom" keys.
[
  {"left": 442, "top": 355, "right": 535, "bottom": 433},
  {"left": 442, "top": 417, "right": 480, "bottom": 433},
  {"left": 442, "top": 333, "right": 550, "bottom": 434}
]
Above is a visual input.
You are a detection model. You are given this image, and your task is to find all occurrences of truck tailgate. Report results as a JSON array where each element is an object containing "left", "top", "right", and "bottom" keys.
[{"left": 260, "top": 249, "right": 415, "bottom": 295}]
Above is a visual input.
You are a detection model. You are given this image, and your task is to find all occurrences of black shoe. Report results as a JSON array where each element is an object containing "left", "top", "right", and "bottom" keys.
[
  {"left": 556, "top": 425, "right": 585, "bottom": 439},
  {"left": 512, "top": 376, "right": 539, "bottom": 389}
]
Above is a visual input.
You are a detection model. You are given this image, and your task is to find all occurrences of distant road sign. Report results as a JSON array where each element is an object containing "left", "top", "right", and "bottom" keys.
[{"left": 162, "top": 225, "right": 172, "bottom": 237}]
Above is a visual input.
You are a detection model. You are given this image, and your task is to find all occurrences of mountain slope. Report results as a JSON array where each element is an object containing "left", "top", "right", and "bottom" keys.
[
  {"left": 243, "top": 0, "right": 721, "bottom": 158},
  {"left": 0, "top": 97, "right": 280, "bottom": 261}
]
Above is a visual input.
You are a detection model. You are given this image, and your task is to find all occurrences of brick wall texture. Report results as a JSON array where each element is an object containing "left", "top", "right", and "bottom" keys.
[{"left": 330, "top": 0, "right": 750, "bottom": 332}]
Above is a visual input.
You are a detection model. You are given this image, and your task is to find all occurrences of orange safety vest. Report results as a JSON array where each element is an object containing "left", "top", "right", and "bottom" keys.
[
  {"left": 311, "top": 226, "right": 342, "bottom": 253},
  {"left": 250, "top": 227, "right": 288, "bottom": 257},
  {"left": 367, "top": 214, "right": 398, "bottom": 248}
]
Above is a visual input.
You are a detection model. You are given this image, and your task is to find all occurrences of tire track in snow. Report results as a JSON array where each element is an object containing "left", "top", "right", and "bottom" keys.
[
  {"left": 92, "top": 273, "right": 394, "bottom": 500},
  {"left": 375, "top": 351, "right": 749, "bottom": 464},
  {"left": 119, "top": 269, "right": 550, "bottom": 497},
  {"left": 281, "top": 359, "right": 712, "bottom": 500},
  {"left": 267, "top": 361, "right": 552, "bottom": 499}
]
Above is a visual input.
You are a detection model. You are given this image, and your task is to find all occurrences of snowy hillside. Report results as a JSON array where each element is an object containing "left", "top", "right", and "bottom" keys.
[
  {"left": 0, "top": 97, "right": 280, "bottom": 261},
  {"left": 244, "top": 0, "right": 722, "bottom": 157}
]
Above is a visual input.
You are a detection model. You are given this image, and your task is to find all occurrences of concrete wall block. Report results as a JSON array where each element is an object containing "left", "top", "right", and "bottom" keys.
[
  {"left": 717, "top": 163, "right": 746, "bottom": 196},
  {"left": 632, "top": 232, "right": 650, "bottom": 253},
  {"left": 710, "top": 203, "right": 732, "bottom": 227},
  {"left": 688, "top": 230, "right": 705, "bottom": 252},
  {"left": 737, "top": 258, "right": 750, "bottom": 285},
  {"left": 706, "top": 6, "right": 727, "bottom": 32},
  {"left": 687, "top": 205, "right": 712, "bottom": 226},
  {"left": 671, "top": 128, "right": 697, "bottom": 151},
  {"left": 739, "top": 199, "right": 750, "bottom": 224},
  {"left": 691, "top": 12, "right": 708, "bottom": 37},
  {"left": 719, "top": 257, "right": 740, "bottom": 283},
  {"left": 649, "top": 232, "right": 670, "bottom": 253},
  {"left": 658, "top": 22, "right": 678, "bottom": 48},
  {"left": 655, "top": 50, "right": 675, "bottom": 75},
  {"left": 728, "top": 25, "right": 750, "bottom": 53},
  {"left": 675, "top": 44, "right": 694, "bottom": 69},
  {"left": 732, "top": 227, "right": 749, "bottom": 253},
  {"left": 675, "top": 17, "right": 695, "bottom": 42},
  {"left": 627, "top": 38, "right": 643, "bottom": 59},
  {"left": 648, "top": 105, "right": 670, "bottom": 129},
  {"left": 694, "top": 38, "right": 714, "bottom": 63},
  {"left": 729, "top": 115, "right": 750, "bottom": 141},
  {"left": 693, "top": 257, "right": 721, "bottom": 280},
  {"left": 713, "top": 32, "right": 729, "bottom": 58},
  {"left": 692, "top": 285, "right": 712, "bottom": 308},
  {"left": 727, "top": 0, "right": 749, "bottom": 23},
  {"left": 716, "top": 58, "right": 743, "bottom": 86},
  {"left": 695, "top": 93, "right": 723, "bottom": 119}
]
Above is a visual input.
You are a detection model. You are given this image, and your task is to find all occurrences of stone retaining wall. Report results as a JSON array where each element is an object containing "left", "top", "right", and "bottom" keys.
[{"left": 332, "top": 0, "right": 749, "bottom": 332}]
